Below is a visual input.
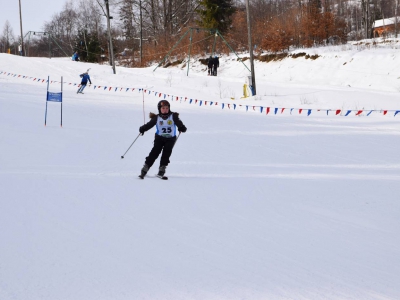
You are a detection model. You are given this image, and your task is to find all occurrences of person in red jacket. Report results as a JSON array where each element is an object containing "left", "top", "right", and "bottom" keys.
[{"left": 139, "top": 100, "right": 187, "bottom": 178}]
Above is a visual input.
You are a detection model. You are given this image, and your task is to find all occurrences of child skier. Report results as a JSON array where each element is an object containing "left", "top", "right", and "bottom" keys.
[
  {"left": 77, "top": 72, "right": 92, "bottom": 94},
  {"left": 139, "top": 100, "right": 187, "bottom": 179}
]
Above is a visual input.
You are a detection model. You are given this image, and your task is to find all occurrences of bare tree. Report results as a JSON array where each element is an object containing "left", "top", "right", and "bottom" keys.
[{"left": 1, "top": 21, "right": 15, "bottom": 53}]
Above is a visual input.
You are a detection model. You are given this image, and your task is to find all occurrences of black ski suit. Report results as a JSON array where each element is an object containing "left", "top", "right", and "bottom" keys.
[
  {"left": 139, "top": 112, "right": 187, "bottom": 167},
  {"left": 212, "top": 57, "right": 219, "bottom": 76},
  {"left": 207, "top": 56, "right": 213, "bottom": 75}
]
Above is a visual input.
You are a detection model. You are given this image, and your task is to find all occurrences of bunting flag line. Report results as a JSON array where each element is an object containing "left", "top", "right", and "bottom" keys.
[{"left": 2, "top": 69, "right": 400, "bottom": 118}]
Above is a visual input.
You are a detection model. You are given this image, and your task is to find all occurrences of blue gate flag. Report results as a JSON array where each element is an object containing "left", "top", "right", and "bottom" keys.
[
  {"left": 47, "top": 92, "right": 62, "bottom": 102},
  {"left": 45, "top": 76, "right": 63, "bottom": 127}
]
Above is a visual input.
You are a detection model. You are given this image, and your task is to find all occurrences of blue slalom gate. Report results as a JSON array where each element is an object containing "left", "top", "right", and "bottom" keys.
[{"left": 44, "top": 76, "right": 63, "bottom": 127}]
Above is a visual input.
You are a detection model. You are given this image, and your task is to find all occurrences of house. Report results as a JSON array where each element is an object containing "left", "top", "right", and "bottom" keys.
[{"left": 372, "top": 17, "right": 399, "bottom": 37}]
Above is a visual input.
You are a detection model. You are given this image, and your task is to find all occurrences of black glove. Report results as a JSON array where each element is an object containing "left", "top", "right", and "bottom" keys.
[
  {"left": 179, "top": 125, "right": 187, "bottom": 133},
  {"left": 139, "top": 126, "right": 145, "bottom": 135}
]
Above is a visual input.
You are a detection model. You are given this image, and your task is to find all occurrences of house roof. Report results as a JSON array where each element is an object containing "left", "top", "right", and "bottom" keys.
[{"left": 373, "top": 18, "right": 399, "bottom": 28}]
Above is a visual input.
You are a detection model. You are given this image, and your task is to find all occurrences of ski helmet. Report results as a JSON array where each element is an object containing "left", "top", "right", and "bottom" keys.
[{"left": 158, "top": 100, "right": 170, "bottom": 113}]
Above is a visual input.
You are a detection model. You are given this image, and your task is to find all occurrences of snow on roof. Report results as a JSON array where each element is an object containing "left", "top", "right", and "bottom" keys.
[{"left": 373, "top": 17, "right": 399, "bottom": 28}]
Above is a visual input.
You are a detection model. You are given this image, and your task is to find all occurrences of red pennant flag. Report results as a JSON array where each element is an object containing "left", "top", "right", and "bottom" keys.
[
  {"left": 336, "top": 110, "right": 341, "bottom": 115},
  {"left": 215, "top": 102, "right": 218, "bottom": 105},
  {"left": 144, "top": 89, "right": 146, "bottom": 93},
  {"left": 159, "top": 93, "right": 161, "bottom": 97},
  {"left": 281, "top": 108, "right": 285, "bottom": 114},
  {"left": 195, "top": 99, "right": 198, "bottom": 104},
  {"left": 185, "top": 97, "right": 187, "bottom": 101},
  {"left": 299, "top": 109, "right": 303, "bottom": 114},
  {"left": 383, "top": 110, "right": 388, "bottom": 115},
  {"left": 33, "top": 78, "right": 36, "bottom": 81},
  {"left": 253, "top": 106, "right": 255, "bottom": 111},
  {"left": 205, "top": 101, "right": 207, "bottom": 105},
  {"left": 228, "top": 104, "right": 230, "bottom": 109},
  {"left": 356, "top": 110, "right": 363, "bottom": 115},
  {"left": 176, "top": 96, "right": 178, "bottom": 100},
  {"left": 266, "top": 107, "right": 270, "bottom": 114},
  {"left": 109, "top": 87, "right": 112, "bottom": 91}
]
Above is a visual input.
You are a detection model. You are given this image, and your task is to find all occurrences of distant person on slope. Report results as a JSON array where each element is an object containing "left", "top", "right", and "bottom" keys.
[
  {"left": 72, "top": 51, "right": 79, "bottom": 61},
  {"left": 138, "top": 100, "right": 187, "bottom": 179},
  {"left": 207, "top": 56, "right": 213, "bottom": 75},
  {"left": 77, "top": 72, "right": 92, "bottom": 94},
  {"left": 212, "top": 55, "right": 219, "bottom": 76}
]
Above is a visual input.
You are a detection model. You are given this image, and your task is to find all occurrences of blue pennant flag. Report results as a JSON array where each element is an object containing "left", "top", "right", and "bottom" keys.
[
  {"left": 189, "top": 99, "right": 193, "bottom": 104},
  {"left": 222, "top": 103, "right": 225, "bottom": 109},
  {"left": 307, "top": 109, "right": 312, "bottom": 116},
  {"left": 367, "top": 110, "right": 374, "bottom": 116},
  {"left": 260, "top": 107, "right": 263, "bottom": 113},
  {"left": 233, "top": 104, "right": 236, "bottom": 110},
  {"left": 394, "top": 110, "right": 400, "bottom": 117},
  {"left": 345, "top": 110, "right": 352, "bottom": 116},
  {"left": 199, "top": 100, "right": 202, "bottom": 106},
  {"left": 246, "top": 106, "right": 248, "bottom": 111},
  {"left": 274, "top": 108, "right": 278, "bottom": 114}
]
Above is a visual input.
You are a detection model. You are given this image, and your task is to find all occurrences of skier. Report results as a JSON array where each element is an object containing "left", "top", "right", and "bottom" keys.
[
  {"left": 212, "top": 55, "right": 220, "bottom": 76},
  {"left": 138, "top": 100, "right": 187, "bottom": 179},
  {"left": 207, "top": 56, "right": 213, "bottom": 75},
  {"left": 77, "top": 71, "right": 92, "bottom": 94}
]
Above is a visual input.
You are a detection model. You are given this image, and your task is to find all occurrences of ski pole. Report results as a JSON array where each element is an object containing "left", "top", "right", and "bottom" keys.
[
  {"left": 121, "top": 133, "right": 141, "bottom": 159},
  {"left": 173, "top": 132, "right": 181, "bottom": 149}
]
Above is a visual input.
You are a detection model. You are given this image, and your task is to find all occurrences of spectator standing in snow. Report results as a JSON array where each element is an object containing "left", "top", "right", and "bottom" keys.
[
  {"left": 138, "top": 100, "right": 187, "bottom": 179},
  {"left": 77, "top": 72, "right": 92, "bottom": 94},
  {"left": 207, "top": 56, "right": 213, "bottom": 75},
  {"left": 212, "top": 55, "right": 219, "bottom": 76},
  {"left": 72, "top": 51, "right": 79, "bottom": 61}
]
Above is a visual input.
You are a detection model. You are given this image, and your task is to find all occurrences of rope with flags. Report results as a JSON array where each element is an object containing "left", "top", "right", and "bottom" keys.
[{"left": 2, "top": 70, "right": 400, "bottom": 118}]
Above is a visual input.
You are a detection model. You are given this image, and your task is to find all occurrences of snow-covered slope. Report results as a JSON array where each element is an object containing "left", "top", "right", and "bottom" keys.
[{"left": 1, "top": 43, "right": 400, "bottom": 300}]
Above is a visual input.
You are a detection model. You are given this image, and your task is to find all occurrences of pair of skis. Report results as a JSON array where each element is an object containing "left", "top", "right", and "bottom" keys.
[{"left": 138, "top": 174, "right": 168, "bottom": 180}]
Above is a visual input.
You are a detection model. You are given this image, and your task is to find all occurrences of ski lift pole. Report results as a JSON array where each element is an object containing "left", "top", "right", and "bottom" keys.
[
  {"left": 212, "top": 30, "right": 218, "bottom": 55},
  {"left": 187, "top": 29, "right": 193, "bottom": 76},
  {"left": 153, "top": 29, "right": 190, "bottom": 72}
]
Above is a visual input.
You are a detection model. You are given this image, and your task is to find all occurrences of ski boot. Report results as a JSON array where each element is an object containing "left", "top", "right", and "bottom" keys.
[
  {"left": 157, "top": 166, "right": 168, "bottom": 180},
  {"left": 138, "top": 164, "right": 149, "bottom": 179}
]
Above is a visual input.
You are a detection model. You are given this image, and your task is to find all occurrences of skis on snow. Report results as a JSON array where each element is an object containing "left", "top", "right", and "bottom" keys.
[{"left": 138, "top": 174, "right": 168, "bottom": 180}]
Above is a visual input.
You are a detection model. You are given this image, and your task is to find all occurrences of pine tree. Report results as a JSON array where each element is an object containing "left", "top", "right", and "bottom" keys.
[
  {"left": 119, "top": 0, "right": 136, "bottom": 41},
  {"left": 196, "top": 0, "right": 236, "bottom": 34}
]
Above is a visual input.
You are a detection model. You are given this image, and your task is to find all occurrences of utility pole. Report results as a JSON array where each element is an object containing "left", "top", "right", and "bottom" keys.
[
  {"left": 245, "top": 0, "right": 256, "bottom": 95},
  {"left": 18, "top": 0, "right": 24, "bottom": 56},
  {"left": 105, "top": 0, "right": 116, "bottom": 74},
  {"left": 139, "top": 0, "right": 143, "bottom": 66}
]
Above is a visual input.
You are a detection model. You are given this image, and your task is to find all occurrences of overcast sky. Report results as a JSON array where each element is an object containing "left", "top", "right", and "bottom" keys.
[{"left": 0, "top": 0, "right": 66, "bottom": 37}]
